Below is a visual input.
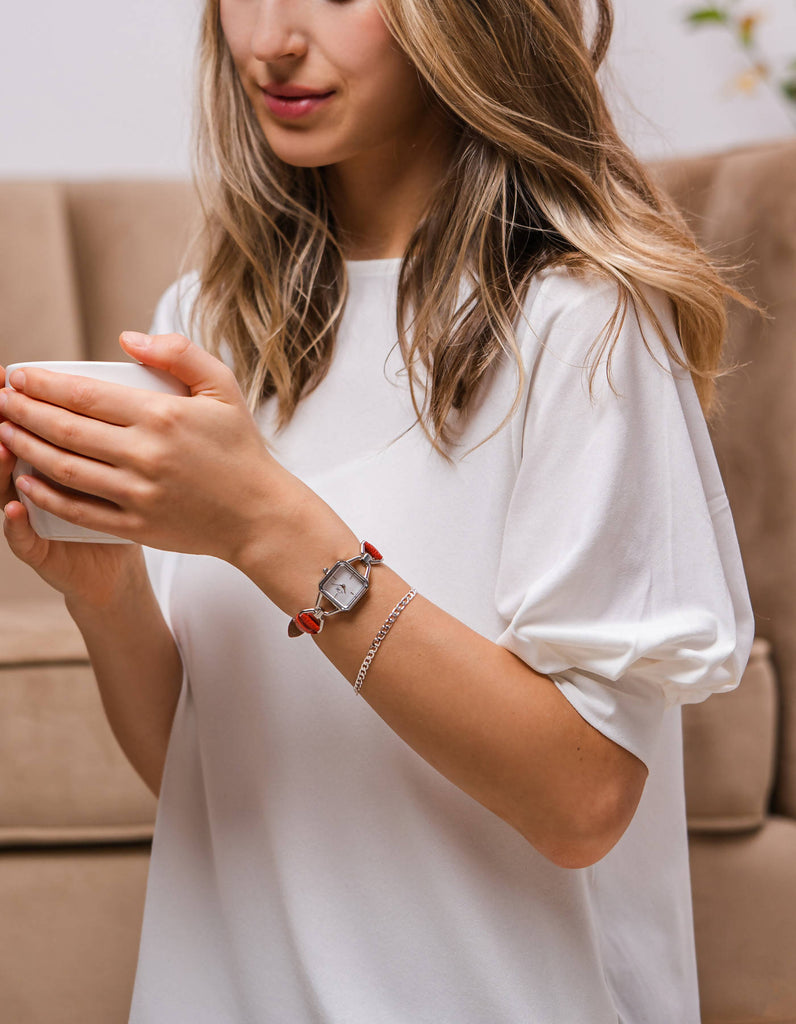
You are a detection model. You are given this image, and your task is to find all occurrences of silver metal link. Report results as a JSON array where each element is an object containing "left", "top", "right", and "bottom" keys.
[{"left": 354, "top": 588, "right": 418, "bottom": 695}]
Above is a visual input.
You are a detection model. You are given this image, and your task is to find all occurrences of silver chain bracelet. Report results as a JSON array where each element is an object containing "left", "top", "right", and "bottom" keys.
[{"left": 354, "top": 588, "right": 418, "bottom": 695}]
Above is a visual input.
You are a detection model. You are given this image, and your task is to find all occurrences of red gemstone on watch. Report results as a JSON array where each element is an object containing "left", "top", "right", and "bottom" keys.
[
  {"left": 363, "top": 542, "right": 382, "bottom": 561},
  {"left": 296, "top": 611, "right": 322, "bottom": 634}
]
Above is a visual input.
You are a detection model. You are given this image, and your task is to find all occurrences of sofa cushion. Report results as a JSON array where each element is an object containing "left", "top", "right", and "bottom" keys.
[
  {"left": 0, "top": 598, "right": 157, "bottom": 847},
  {"left": 0, "top": 182, "right": 83, "bottom": 366},
  {"left": 0, "top": 597, "right": 89, "bottom": 665},
  {"left": 64, "top": 180, "right": 199, "bottom": 361},
  {"left": 684, "top": 637, "right": 778, "bottom": 833},
  {"left": 0, "top": 844, "right": 150, "bottom": 1024},
  {"left": 689, "top": 816, "right": 796, "bottom": 1023}
]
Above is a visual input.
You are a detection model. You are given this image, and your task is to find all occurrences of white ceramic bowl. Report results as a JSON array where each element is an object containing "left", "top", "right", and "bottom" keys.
[{"left": 5, "top": 361, "right": 190, "bottom": 543}]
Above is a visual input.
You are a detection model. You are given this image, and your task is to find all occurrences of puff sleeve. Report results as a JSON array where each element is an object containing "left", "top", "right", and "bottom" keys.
[{"left": 493, "top": 269, "right": 754, "bottom": 769}]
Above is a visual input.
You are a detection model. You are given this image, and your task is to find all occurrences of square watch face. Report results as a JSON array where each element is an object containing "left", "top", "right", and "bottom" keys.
[{"left": 320, "top": 561, "right": 368, "bottom": 611}]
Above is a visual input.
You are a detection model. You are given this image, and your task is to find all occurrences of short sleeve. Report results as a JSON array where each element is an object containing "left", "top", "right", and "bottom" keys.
[
  {"left": 493, "top": 268, "right": 754, "bottom": 769},
  {"left": 147, "top": 271, "right": 201, "bottom": 339},
  {"left": 148, "top": 269, "right": 238, "bottom": 371}
]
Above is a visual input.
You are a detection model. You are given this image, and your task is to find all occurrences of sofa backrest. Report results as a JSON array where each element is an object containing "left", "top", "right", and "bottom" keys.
[
  {"left": 0, "top": 181, "right": 197, "bottom": 847},
  {"left": 650, "top": 138, "right": 796, "bottom": 820}
]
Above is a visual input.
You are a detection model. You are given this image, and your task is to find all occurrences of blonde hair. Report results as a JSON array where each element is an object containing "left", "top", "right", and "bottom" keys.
[{"left": 190, "top": 0, "right": 752, "bottom": 459}]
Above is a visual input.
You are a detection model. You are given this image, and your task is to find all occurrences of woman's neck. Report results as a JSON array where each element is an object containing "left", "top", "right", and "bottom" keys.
[{"left": 324, "top": 111, "right": 459, "bottom": 261}]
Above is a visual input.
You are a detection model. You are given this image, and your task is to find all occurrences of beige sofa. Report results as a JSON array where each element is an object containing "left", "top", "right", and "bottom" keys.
[{"left": 1, "top": 139, "right": 794, "bottom": 1023}]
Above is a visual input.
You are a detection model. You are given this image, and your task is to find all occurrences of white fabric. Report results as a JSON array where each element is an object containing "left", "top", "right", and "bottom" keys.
[{"left": 129, "top": 260, "right": 753, "bottom": 1024}]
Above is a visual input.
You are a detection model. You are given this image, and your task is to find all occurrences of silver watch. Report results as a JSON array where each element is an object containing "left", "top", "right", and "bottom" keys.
[{"left": 288, "top": 540, "right": 383, "bottom": 637}]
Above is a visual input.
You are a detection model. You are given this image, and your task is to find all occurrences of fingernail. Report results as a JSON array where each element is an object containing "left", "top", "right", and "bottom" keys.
[
  {"left": 121, "top": 331, "right": 151, "bottom": 349},
  {"left": 9, "top": 370, "right": 25, "bottom": 390},
  {"left": 0, "top": 391, "right": 7, "bottom": 411},
  {"left": 15, "top": 475, "right": 31, "bottom": 493}
]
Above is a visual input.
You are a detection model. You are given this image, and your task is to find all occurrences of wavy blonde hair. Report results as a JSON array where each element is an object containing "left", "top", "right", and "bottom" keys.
[{"left": 189, "top": 0, "right": 751, "bottom": 459}]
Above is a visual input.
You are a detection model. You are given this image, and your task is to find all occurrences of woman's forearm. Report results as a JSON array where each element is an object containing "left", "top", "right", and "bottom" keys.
[
  {"left": 236, "top": 498, "right": 648, "bottom": 869},
  {"left": 65, "top": 550, "right": 183, "bottom": 798},
  {"left": 314, "top": 565, "right": 647, "bottom": 868}
]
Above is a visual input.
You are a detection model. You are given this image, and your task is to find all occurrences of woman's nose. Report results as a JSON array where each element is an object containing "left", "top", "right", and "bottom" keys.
[{"left": 250, "top": 0, "right": 309, "bottom": 63}]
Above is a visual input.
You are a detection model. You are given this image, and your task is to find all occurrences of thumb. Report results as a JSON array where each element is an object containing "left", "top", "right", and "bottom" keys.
[{"left": 119, "top": 331, "right": 238, "bottom": 401}]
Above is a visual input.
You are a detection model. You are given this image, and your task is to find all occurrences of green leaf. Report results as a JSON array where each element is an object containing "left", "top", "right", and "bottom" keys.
[{"left": 685, "top": 7, "right": 730, "bottom": 24}]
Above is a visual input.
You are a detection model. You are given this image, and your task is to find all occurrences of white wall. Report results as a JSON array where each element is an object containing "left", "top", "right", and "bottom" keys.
[
  {"left": 1, "top": 0, "right": 201, "bottom": 178},
  {"left": 607, "top": 0, "right": 795, "bottom": 159},
  {"left": 1, "top": 0, "right": 793, "bottom": 178}
]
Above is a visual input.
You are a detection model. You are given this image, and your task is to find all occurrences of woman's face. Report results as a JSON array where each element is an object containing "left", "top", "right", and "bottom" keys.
[{"left": 220, "top": 0, "right": 439, "bottom": 171}]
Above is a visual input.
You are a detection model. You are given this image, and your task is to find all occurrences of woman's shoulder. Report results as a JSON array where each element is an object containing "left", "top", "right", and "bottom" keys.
[
  {"left": 526, "top": 263, "right": 672, "bottom": 331},
  {"left": 519, "top": 262, "right": 681, "bottom": 375},
  {"left": 148, "top": 270, "right": 202, "bottom": 338}
]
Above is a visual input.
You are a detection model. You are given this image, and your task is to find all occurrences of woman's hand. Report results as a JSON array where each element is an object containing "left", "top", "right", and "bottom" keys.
[
  {"left": 0, "top": 334, "right": 305, "bottom": 570},
  {"left": 2, "top": 363, "right": 146, "bottom": 606}
]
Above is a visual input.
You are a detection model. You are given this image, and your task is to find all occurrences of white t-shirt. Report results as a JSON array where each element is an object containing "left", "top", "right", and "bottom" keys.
[{"left": 129, "top": 259, "right": 753, "bottom": 1024}]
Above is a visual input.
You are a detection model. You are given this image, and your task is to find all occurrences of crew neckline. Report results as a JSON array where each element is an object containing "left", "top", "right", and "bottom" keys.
[{"left": 344, "top": 256, "right": 403, "bottom": 278}]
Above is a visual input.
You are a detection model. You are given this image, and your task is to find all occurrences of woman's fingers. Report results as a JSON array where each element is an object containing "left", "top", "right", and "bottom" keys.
[
  {"left": 13, "top": 472, "right": 134, "bottom": 539},
  {"left": 119, "top": 332, "right": 241, "bottom": 401},
  {"left": 0, "top": 387, "right": 126, "bottom": 465},
  {"left": 0, "top": 421, "right": 129, "bottom": 506},
  {"left": 5, "top": 367, "right": 153, "bottom": 427}
]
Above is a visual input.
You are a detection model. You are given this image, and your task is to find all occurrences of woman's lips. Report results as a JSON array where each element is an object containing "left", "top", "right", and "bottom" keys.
[{"left": 262, "top": 90, "right": 335, "bottom": 120}]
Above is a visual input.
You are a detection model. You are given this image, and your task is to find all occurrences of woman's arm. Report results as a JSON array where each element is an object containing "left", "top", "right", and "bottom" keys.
[
  {"left": 235, "top": 498, "right": 648, "bottom": 871},
  {"left": 64, "top": 552, "right": 183, "bottom": 799}
]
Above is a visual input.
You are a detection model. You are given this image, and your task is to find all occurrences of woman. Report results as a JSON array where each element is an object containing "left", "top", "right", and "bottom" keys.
[{"left": 0, "top": 1, "right": 752, "bottom": 1021}]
